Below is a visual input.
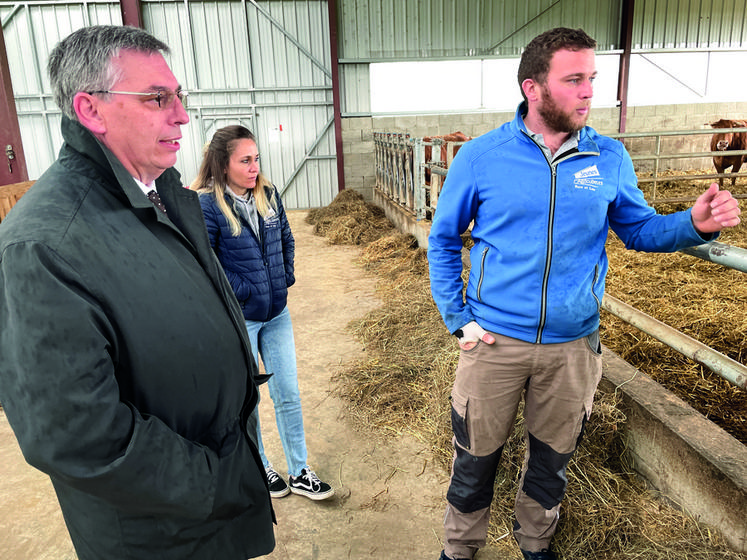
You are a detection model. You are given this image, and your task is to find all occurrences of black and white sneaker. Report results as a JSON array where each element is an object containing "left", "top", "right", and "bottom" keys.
[
  {"left": 265, "top": 466, "right": 290, "bottom": 498},
  {"left": 288, "top": 467, "right": 334, "bottom": 500}
]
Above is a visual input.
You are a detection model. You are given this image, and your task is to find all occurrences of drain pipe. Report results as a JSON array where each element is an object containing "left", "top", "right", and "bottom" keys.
[{"left": 602, "top": 294, "right": 747, "bottom": 390}]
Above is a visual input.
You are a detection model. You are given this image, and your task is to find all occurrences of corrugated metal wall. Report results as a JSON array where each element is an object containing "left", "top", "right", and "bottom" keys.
[
  {"left": 337, "top": 0, "right": 747, "bottom": 59},
  {"left": 142, "top": 0, "right": 337, "bottom": 208},
  {"left": 0, "top": 0, "right": 123, "bottom": 179},
  {"left": 632, "top": 0, "right": 747, "bottom": 49},
  {"left": 338, "top": 0, "right": 622, "bottom": 60},
  {"left": 336, "top": 0, "right": 747, "bottom": 115},
  {"left": 2, "top": 0, "right": 337, "bottom": 209},
  {"left": 336, "top": 0, "right": 623, "bottom": 114}
]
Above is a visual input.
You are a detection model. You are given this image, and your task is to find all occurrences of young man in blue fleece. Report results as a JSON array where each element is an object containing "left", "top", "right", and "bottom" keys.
[{"left": 428, "top": 27, "right": 741, "bottom": 560}]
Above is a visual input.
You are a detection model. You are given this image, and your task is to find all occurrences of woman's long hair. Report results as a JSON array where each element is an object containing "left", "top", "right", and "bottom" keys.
[{"left": 191, "top": 125, "right": 275, "bottom": 237}]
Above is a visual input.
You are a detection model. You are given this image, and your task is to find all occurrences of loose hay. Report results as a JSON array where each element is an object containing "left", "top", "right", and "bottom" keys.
[
  {"left": 305, "top": 188, "right": 395, "bottom": 245},
  {"left": 308, "top": 188, "right": 747, "bottom": 560}
]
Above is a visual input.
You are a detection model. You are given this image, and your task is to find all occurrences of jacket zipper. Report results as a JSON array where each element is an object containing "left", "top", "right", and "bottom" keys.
[
  {"left": 521, "top": 131, "right": 599, "bottom": 344},
  {"left": 476, "top": 246, "right": 489, "bottom": 302},
  {"left": 536, "top": 164, "right": 556, "bottom": 343},
  {"left": 591, "top": 264, "right": 600, "bottom": 310},
  {"left": 261, "top": 223, "right": 274, "bottom": 322}
]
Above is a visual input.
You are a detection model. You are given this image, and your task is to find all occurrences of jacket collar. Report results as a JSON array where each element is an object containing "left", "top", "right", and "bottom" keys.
[
  {"left": 60, "top": 116, "right": 183, "bottom": 214},
  {"left": 512, "top": 101, "right": 599, "bottom": 155}
]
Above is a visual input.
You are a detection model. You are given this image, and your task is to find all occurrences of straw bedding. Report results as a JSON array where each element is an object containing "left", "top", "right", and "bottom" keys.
[
  {"left": 603, "top": 172, "right": 747, "bottom": 446},
  {"left": 307, "top": 185, "right": 746, "bottom": 560}
]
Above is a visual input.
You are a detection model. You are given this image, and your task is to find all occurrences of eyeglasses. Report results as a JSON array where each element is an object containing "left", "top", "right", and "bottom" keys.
[{"left": 87, "top": 88, "right": 188, "bottom": 109}]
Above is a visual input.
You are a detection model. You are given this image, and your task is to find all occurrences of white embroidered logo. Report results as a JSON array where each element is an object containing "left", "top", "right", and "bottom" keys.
[
  {"left": 265, "top": 206, "right": 279, "bottom": 225},
  {"left": 574, "top": 165, "right": 603, "bottom": 191}
]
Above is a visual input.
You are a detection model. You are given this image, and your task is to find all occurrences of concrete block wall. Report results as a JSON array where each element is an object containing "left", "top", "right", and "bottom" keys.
[
  {"left": 341, "top": 102, "right": 747, "bottom": 199},
  {"left": 342, "top": 116, "right": 376, "bottom": 201},
  {"left": 621, "top": 102, "right": 747, "bottom": 172}
]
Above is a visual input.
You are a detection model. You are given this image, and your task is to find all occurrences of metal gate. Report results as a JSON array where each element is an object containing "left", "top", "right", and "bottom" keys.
[{"left": 0, "top": 0, "right": 337, "bottom": 208}]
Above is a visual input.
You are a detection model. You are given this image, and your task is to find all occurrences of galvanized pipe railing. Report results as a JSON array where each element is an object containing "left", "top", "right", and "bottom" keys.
[
  {"left": 602, "top": 238, "right": 747, "bottom": 390},
  {"left": 602, "top": 294, "right": 747, "bottom": 390},
  {"left": 375, "top": 126, "right": 747, "bottom": 216},
  {"left": 610, "top": 126, "right": 747, "bottom": 201},
  {"left": 374, "top": 132, "right": 414, "bottom": 211},
  {"left": 680, "top": 241, "right": 747, "bottom": 273}
]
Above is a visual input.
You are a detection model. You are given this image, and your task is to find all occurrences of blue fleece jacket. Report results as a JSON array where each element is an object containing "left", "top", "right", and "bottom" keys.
[
  {"left": 199, "top": 186, "right": 295, "bottom": 322},
  {"left": 428, "top": 104, "right": 712, "bottom": 344}
]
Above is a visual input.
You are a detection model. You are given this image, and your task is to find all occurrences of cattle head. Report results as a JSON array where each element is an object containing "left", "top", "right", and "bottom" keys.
[
  {"left": 710, "top": 119, "right": 747, "bottom": 151},
  {"left": 709, "top": 119, "right": 747, "bottom": 186}
]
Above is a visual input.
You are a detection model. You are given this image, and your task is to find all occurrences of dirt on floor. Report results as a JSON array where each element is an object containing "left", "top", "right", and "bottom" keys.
[{"left": 2, "top": 210, "right": 502, "bottom": 560}]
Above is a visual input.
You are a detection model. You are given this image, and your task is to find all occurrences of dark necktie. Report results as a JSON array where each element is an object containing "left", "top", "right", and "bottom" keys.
[{"left": 147, "top": 190, "right": 167, "bottom": 214}]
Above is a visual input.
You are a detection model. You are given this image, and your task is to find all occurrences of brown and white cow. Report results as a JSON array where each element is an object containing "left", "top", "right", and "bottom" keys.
[
  {"left": 423, "top": 131, "right": 471, "bottom": 184},
  {"left": 709, "top": 119, "right": 747, "bottom": 186}
]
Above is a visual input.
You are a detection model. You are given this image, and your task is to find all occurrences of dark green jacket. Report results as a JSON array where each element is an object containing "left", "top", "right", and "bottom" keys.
[{"left": 0, "top": 118, "right": 274, "bottom": 559}]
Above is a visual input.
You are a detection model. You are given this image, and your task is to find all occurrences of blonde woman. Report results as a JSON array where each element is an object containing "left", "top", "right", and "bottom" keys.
[{"left": 192, "top": 125, "right": 333, "bottom": 501}]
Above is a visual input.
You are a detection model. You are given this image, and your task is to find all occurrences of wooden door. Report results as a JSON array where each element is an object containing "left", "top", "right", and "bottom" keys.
[{"left": 0, "top": 26, "right": 27, "bottom": 185}]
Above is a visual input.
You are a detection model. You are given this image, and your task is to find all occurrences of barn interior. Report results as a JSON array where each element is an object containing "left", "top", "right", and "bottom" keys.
[{"left": 1, "top": 1, "right": 747, "bottom": 558}]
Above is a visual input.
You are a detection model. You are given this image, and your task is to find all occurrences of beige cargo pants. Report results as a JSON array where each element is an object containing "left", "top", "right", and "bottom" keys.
[{"left": 443, "top": 331, "right": 602, "bottom": 559}]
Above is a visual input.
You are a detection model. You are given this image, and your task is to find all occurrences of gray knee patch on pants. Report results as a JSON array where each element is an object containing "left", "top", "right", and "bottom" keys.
[
  {"left": 522, "top": 431, "right": 578, "bottom": 510},
  {"left": 447, "top": 444, "right": 503, "bottom": 513}
]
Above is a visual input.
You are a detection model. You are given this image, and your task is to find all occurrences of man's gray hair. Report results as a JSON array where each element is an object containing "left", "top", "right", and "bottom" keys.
[{"left": 47, "top": 25, "right": 170, "bottom": 120}]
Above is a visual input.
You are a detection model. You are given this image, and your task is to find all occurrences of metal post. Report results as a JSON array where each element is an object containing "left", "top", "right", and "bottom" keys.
[
  {"left": 373, "top": 133, "right": 381, "bottom": 191},
  {"left": 617, "top": 0, "right": 634, "bottom": 133},
  {"left": 652, "top": 134, "right": 661, "bottom": 200},
  {"left": 327, "top": 0, "right": 345, "bottom": 192},
  {"left": 413, "top": 138, "right": 425, "bottom": 220},
  {"left": 404, "top": 138, "right": 413, "bottom": 212}
]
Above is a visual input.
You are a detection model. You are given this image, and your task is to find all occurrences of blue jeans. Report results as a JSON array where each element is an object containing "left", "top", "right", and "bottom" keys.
[{"left": 245, "top": 306, "right": 308, "bottom": 477}]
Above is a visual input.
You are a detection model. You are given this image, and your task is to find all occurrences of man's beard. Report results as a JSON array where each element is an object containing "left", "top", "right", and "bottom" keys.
[{"left": 537, "top": 85, "right": 589, "bottom": 134}]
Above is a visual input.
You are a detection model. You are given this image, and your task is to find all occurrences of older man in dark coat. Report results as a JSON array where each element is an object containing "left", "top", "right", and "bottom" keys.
[{"left": 0, "top": 25, "right": 274, "bottom": 559}]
